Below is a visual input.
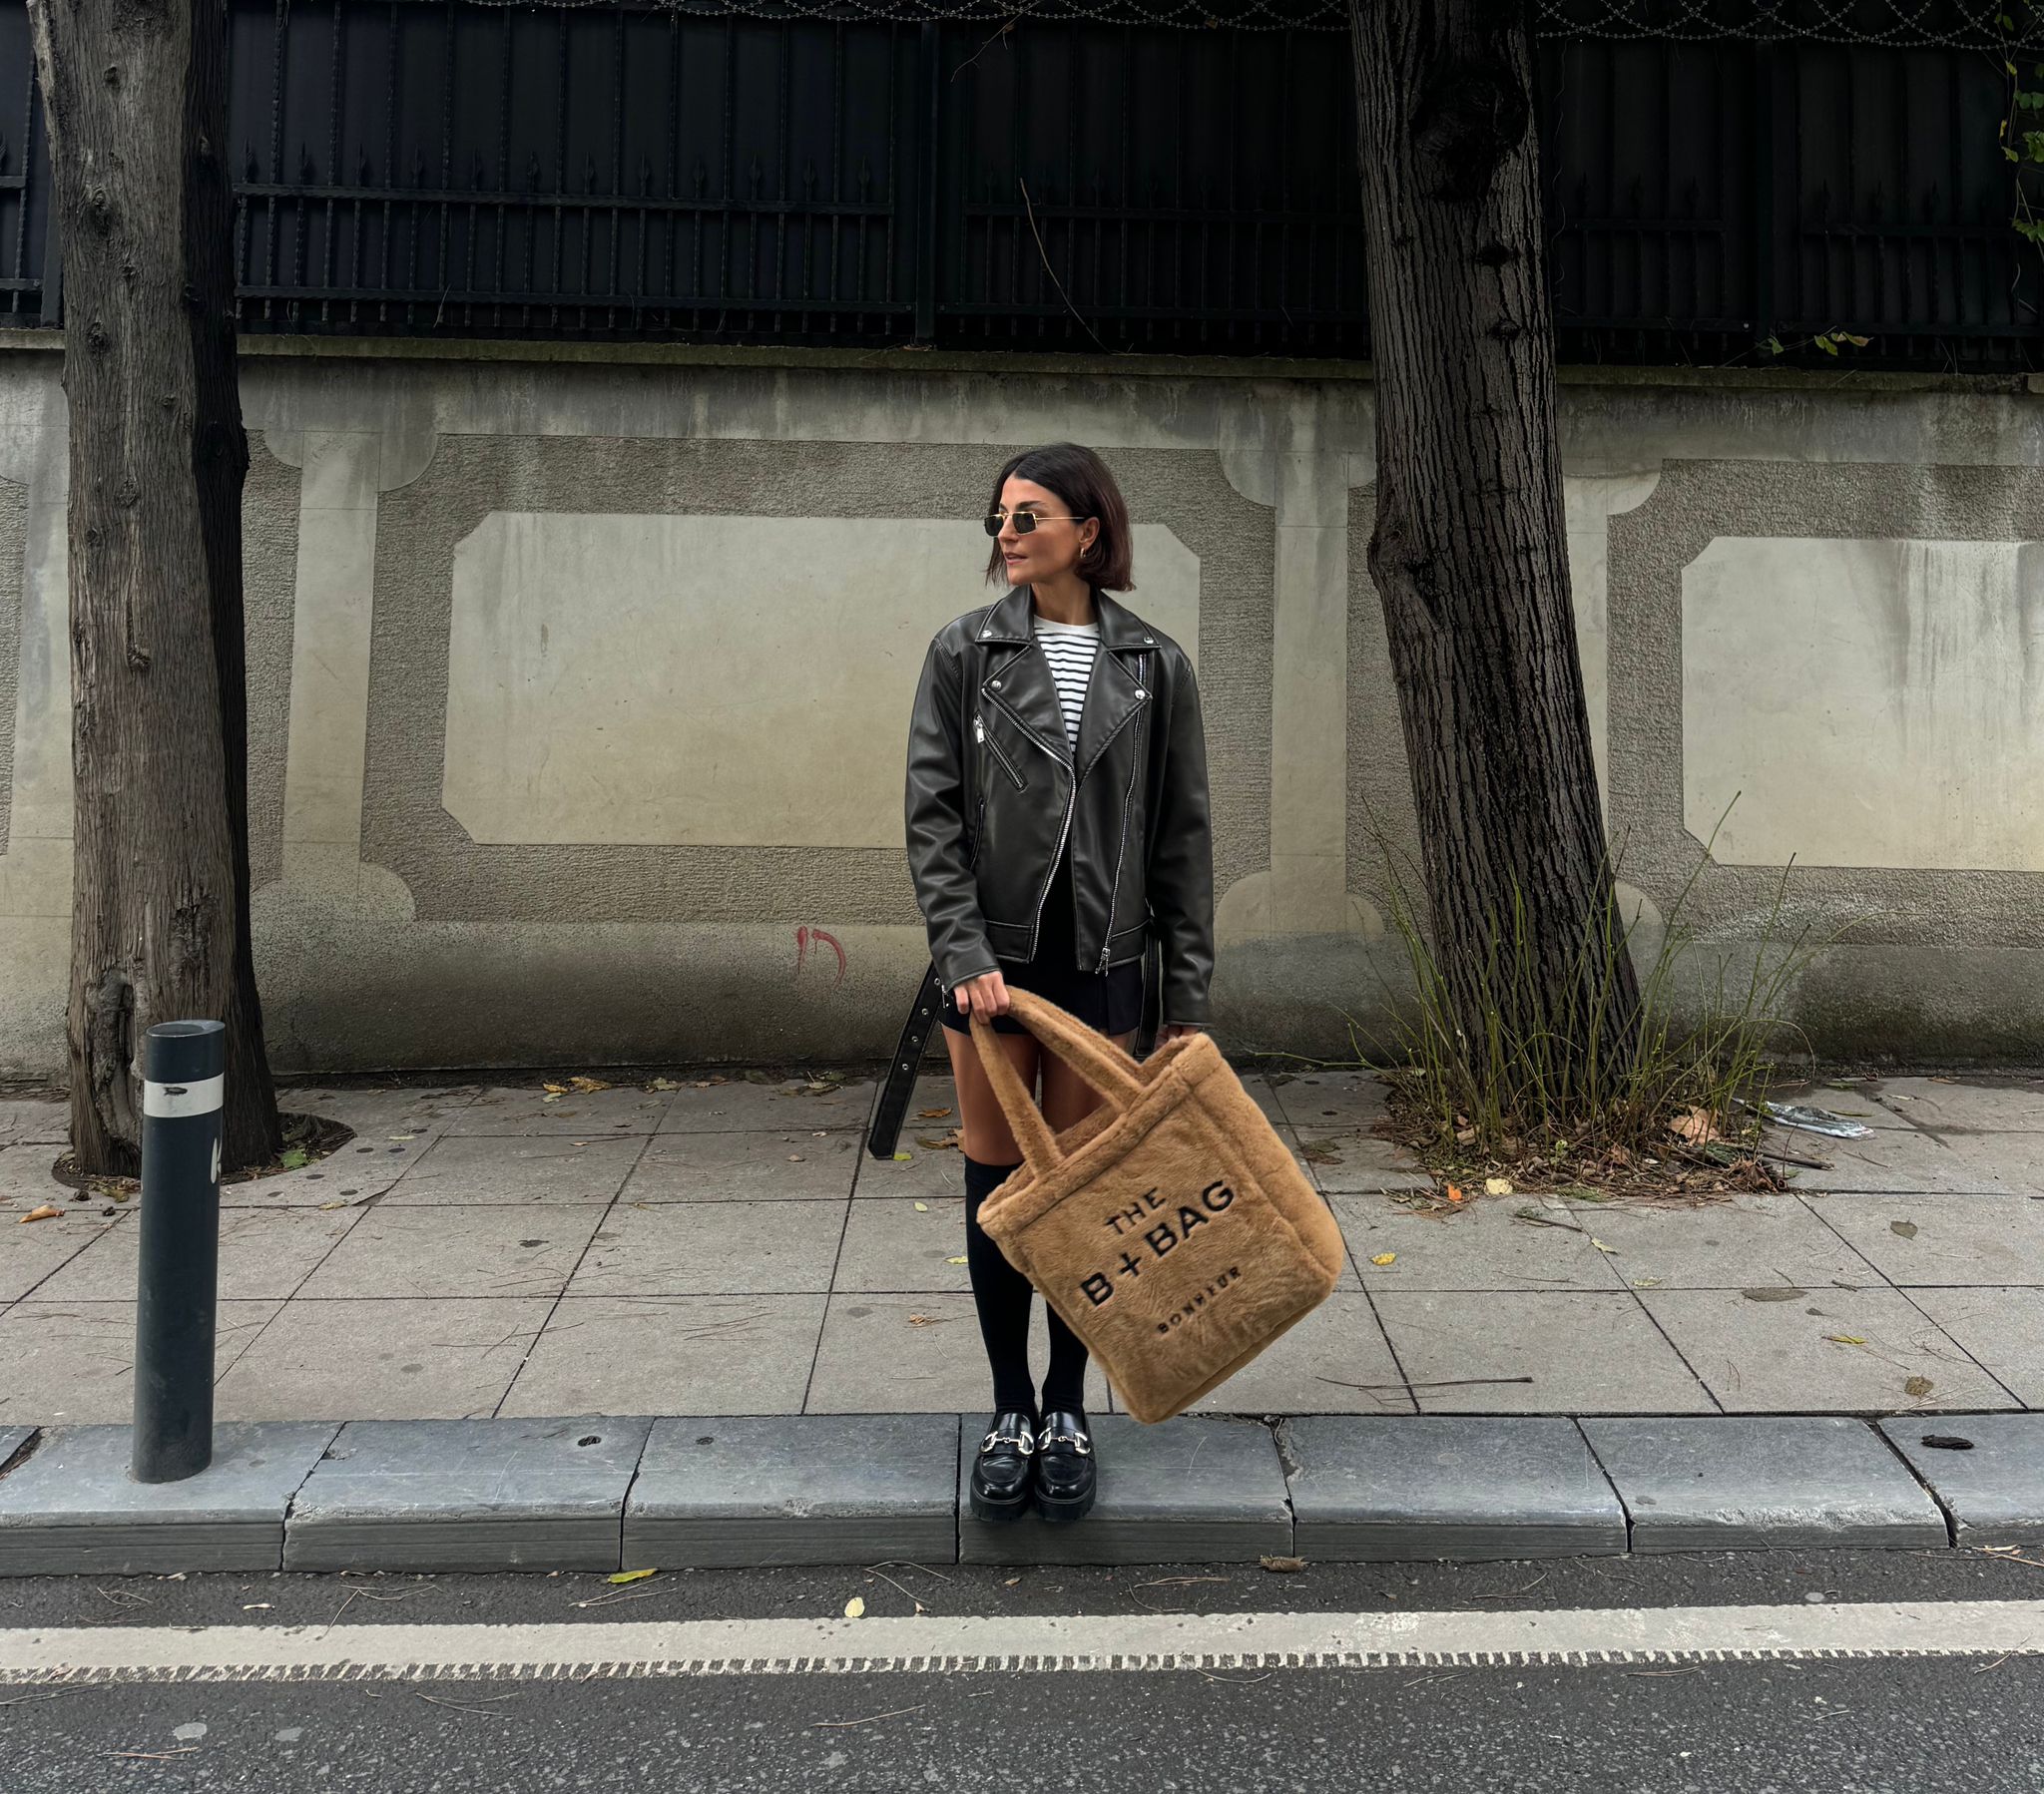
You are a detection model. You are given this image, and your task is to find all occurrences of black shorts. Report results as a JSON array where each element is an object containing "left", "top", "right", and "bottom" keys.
[{"left": 940, "top": 843, "right": 1145, "bottom": 1039}]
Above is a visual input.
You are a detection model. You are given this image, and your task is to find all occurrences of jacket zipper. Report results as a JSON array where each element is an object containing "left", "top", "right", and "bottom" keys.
[
  {"left": 1096, "top": 651, "right": 1147, "bottom": 972},
  {"left": 974, "top": 713, "right": 1027, "bottom": 791},
  {"left": 981, "top": 680, "right": 1074, "bottom": 961}
]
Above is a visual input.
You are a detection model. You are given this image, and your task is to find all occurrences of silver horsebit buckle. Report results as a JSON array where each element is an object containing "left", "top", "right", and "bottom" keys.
[
  {"left": 1037, "top": 1429, "right": 1093, "bottom": 1457},
  {"left": 982, "top": 1430, "right": 1034, "bottom": 1456}
]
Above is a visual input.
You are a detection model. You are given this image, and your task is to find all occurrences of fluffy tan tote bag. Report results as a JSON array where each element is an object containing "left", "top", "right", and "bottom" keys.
[{"left": 970, "top": 990, "right": 1346, "bottom": 1424}]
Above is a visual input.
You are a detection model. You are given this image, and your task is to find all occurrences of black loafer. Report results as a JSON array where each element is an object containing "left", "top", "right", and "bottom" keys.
[
  {"left": 969, "top": 1409, "right": 1037, "bottom": 1523},
  {"left": 1033, "top": 1409, "right": 1097, "bottom": 1524}
]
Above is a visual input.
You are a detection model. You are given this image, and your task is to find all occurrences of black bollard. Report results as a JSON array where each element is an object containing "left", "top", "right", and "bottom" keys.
[{"left": 132, "top": 1020, "right": 227, "bottom": 1485}]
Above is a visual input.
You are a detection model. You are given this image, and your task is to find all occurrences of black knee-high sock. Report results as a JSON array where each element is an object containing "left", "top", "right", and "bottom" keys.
[
  {"left": 1040, "top": 1300, "right": 1091, "bottom": 1416},
  {"left": 962, "top": 1152, "right": 1036, "bottom": 1417}
]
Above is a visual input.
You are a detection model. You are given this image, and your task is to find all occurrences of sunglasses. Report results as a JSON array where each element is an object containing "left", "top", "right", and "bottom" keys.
[{"left": 983, "top": 507, "right": 1088, "bottom": 537}]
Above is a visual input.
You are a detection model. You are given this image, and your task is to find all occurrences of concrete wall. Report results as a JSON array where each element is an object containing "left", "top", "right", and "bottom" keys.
[{"left": 0, "top": 337, "right": 2036, "bottom": 1075}]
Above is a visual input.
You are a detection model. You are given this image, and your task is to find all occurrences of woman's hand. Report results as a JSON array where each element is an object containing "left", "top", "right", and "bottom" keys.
[
  {"left": 1158, "top": 1023, "right": 1204, "bottom": 1045},
  {"left": 953, "top": 968, "right": 1013, "bottom": 1022}
]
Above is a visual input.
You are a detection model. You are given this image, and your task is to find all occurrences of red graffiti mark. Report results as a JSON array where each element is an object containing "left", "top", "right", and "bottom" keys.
[{"left": 793, "top": 925, "right": 848, "bottom": 989}]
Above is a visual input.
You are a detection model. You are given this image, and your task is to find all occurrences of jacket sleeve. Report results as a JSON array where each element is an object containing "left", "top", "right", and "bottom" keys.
[
  {"left": 904, "top": 632, "right": 1001, "bottom": 992},
  {"left": 1145, "top": 651, "right": 1216, "bottom": 1026}
]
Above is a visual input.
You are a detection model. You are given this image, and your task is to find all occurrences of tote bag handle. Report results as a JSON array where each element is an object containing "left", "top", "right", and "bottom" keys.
[{"left": 967, "top": 988, "right": 1150, "bottom": 1177}]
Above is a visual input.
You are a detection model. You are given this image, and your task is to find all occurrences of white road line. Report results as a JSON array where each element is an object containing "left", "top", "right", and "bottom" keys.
[{"left": 1, "top": 1600, "right": 2040, "bottom": 1684}]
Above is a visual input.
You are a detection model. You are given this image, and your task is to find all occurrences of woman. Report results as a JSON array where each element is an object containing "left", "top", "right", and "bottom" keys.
[{"left": 898, "top": 442, "right": 1215, "bottom": 1525}]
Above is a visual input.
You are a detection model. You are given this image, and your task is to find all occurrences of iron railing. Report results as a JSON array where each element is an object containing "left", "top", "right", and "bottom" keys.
[{"left": 0, "top": 0, "right": 2031, "bottom": 369}]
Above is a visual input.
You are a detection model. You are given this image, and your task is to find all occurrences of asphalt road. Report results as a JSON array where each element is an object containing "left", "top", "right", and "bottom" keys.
[{"left": 7, "top": 1552, "right": 2044, "bottom": 1793}]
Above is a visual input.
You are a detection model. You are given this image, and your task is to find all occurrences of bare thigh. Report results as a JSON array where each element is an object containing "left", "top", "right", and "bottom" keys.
[
  {"left": 942, "top": 1023, "right": 1042, "bottom": 1163},
  {"left": 943, "top": 1022, "right": 1141, "bottom": 1162}
]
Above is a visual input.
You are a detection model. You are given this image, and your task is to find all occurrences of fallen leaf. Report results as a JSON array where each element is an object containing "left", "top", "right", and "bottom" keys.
[
  {"left": 568, "top": 1077, "right": 611, "bottom": 1094},
  {"left": 1670, "top": 1106, "right": 1717, "bottom": 1145},
  {"left": 907, "top": 1313, "right": 934, "bottom": 1326},
  {"left": 1003, "top": 1576, "right": 1021, "bottom": 1587},
  {"left": 947, "top": 1255, "right": 968, "bottom": 1265},
  {"left": 1904, "top": 1375, "right": 1935, "bottom": 1398},
  {"left": 386, "top": 1134, "right": 415, "bottom": 1143},
  {"left": 843, "top": 1595, "right": 865, "bottom": 1618},
  {"left": 1742, "top": 1287, "right": 1807, "bottom": 1302},
  {"left": 1590, "top": 1237, "right": 1617, "bottom": 1254},
  {"left": 787, "top": 1154, "right": 805, "bottom": 1162},
  {"left": 316, "top": 1199, "right": 350, "bottom": 1210},
  {"left": 1824, "top": 1334, "right": 1867, "bottom": 1346},
  {"left": 1631, "top": 1276, "right": 1664, "bottom": 1288},
  {"left": 1454, "top": 1125, "right": 1477, "bottom": 1145},
  {"left": 913, "top": 1135, "right": 957, "bottom": 1150},
  {"left": 542, "top": 1083, "right": 570, "bottom": 1096},
  {"left": 1260, "top": 1556, "right": 1307, "bottom": 1573},
  {"left": 646, "top": 1078, "right": 682, "bottom": 1093},
  {"left": 1370, "top": 1252, "right": 1397, "bottom": 1266},
  {"left": 278, "top": 1148, "right": 310, "bottom": 1171},
  {"left": 893, "top": 1151, "right": 913, "bottom": 1162},
  {"left": 916, "top": 1108, "right": 954, "bottom": 1120},
  {"left": 607, "top": 1569, "right": 656, "bottom": 1585},
  {"left": 1890, "top": 1220, "right": 1918, "bottom": 1239},
  {"left": 913, "top": 1201, "right": 929, "bottom": 1212},
  {"left": 1484, "top": 1177, "right": 1513, "bottom": 1197},
  {"left": 17, "top": 1204, "right": 58, "bottom": 1224},
  {"left": 1446, "top": 1184, "right": 1467, "bottom": 1203}
]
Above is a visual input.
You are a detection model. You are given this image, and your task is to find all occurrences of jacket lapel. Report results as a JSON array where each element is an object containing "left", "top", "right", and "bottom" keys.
[{"left": 976, "top": 584, "right": 1156, "bottom": 778}]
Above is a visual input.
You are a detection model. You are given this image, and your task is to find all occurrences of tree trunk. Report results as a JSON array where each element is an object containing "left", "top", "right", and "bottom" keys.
[
  {"left": 28, "top": 0, "right": 279, "bottom": 1173},
  {"left": 1348, "top": 0, "right": 1640, "bottom": 1078}
]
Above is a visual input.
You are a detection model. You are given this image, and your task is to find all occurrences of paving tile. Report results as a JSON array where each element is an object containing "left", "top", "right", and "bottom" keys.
[
  {"left": 957, "top": 1413, "right": 1291, "bottom": 1565},
  {"left": 833, "top": 1198, "right": 970, "bottom": 1294},
  {"left": 36, "top": 1207, "right": 358, "bottom": 1302},
  {"left": 623, "top": 1130, "right": 862, "bottom": 1202},
  {"left": 1902, "top": 1288, "right": 2044, "bottom": 1407},
  {"left": 382, "top": 1135, "right": 646, "bottom": 1206},
  {"left": 214, "top": 1298, "right": 551, "bottom": 1422},
  {"left": 1932, "top": 1133, "right": 2044, "bottom": 1197},
  {"left": 501, "top": 1295, "right": 825, "bottom": 1418},
  {"left": 1271, "top": 1071, "right": 1389, "bottom": 1131},
  {"left": 1638, "top": 1287, "right": 2016, "bottom": 1414},
  {"left": 0, "top": 1098, "right": 68, "bottom": 1146},
  {"left": 624, "top": 1415, "right": 958, "bottom": 1569},
  {"left": 0, "top": 1142, "right": 70, "bottom": 1205},
  {"left": 0, "top": 1299, "right": 280, "bottom": 1426},
  {"left": 0, "top": 1204, "right": 127, "bottom": 1301},
  {"left": 1576, "top": 1197, "right": 1883, "bottom": 1291},
  {"left": 851, "top": 1139, "right": 967, "bottom": 1201},
  {"left": 1879, "top": 1413, "right": 2044, "bottom": 1545},
  {"left": 1235, "top": 1073, "right": 1287, "bottom": 1127},
  {"left": 1762, "top": 1083, "right": 1919, "bottom": 1133},
  {"left": 1584, "top": 1416, "right": 1948, "bottom": 1552},
  {"left": 296, "top": 1206, "right": 604, "bottom": 1300},
  {"left": 447, "top": 1085, "right": 676, "bottom": 1138},
  {"left": 280, "top": 1084, "right": 484, "bottom": 1131},
  {"left": 285, "top": 1416, "right": 654, "bottom": 1572},
  {"left": 0, "top": 1425, "right": 37, "bottom": 1466},
  {"left": 1294, "top": 1127, "right": 1431, "bottom": 1194},
  {"left": 1374, "top": 1292, "right": 1715, "bottom": 1415},
  {"left": 243, "top": 1085, "right": 482, "bottom": 1206},
  {"left": 1282, "top": 1416, "right": 1626, "bottom": 1560},
  {"left": 1332, "top": 1196, "right": 1623, "bottom": 1292},
  {"left": 656, "top": 1077, "right": 877, "bottom": 1133},
  {"left": 0, "top": 1421, "right": 339, "bottom": 1575},
  {"left": 1776, "top": 1127, "right": 2013, "bottom": 1194},
  {"left": 1869, "top": 1078, "right": 2044, "bottom": 1134},
  {"left": 805, "top": 1294, "right": 1109, "bottom": 1415},
  {"left": 1187, "top": 1292, "right": 1412, "bottom": 1416},
  {"left": 1811, "top": 1193, "right": 2044, "bottom": 1286},
  {"left": 565, "top": 1201, "right": 845, "bottom": 1297}
]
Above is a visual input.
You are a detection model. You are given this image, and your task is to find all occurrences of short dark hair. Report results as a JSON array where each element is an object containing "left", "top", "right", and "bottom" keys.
[{"left": 982, "top": 442, "right": 1135, "bottom": 591}]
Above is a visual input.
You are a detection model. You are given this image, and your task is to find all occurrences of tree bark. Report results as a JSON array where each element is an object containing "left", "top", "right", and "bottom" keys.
[
  {"left": 1348, "top": 0, "right": 1640, "bottom": 1075},
  {"left": 29, "top": 0, "right": 279, "bottom": 1172}
]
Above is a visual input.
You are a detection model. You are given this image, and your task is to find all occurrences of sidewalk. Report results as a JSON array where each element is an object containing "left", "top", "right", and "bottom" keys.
[{"left": 5, "top": 1067, "right": 2044, "bottom": 1427}]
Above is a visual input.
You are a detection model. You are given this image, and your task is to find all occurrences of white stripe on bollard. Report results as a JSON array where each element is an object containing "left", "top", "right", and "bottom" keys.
[{"left": 142, "top": 1075, "right": 226, "bottom": 1120}]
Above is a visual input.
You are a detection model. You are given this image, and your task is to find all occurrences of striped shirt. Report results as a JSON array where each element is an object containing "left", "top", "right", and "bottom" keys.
[{"left": 1032, "top": 615, "right": 1100, "bottom": 757}]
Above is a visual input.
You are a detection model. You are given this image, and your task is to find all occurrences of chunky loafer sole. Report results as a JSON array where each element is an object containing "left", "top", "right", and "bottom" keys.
[
  {"left": 1034, "top": 1476, "right": 1096, "bottom": 1525},
  {"left": 968, "top": 1477, "right": 1034, "bottom": 1524}
]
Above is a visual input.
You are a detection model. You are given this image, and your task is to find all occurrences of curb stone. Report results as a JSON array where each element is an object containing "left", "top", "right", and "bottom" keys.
[
  {"left": 1580, "top": 1416, "right": 1949, "bottom": 1553},
  {"left": 0, "top": 1412, "right": 2023, "bottom": 1576},
  {"left": 1880, "top": 1414, "right": 2044, "bottom": 1547},
  {"left": 1280, "top": 1416, "right": 1627, "bottom": 1561}
]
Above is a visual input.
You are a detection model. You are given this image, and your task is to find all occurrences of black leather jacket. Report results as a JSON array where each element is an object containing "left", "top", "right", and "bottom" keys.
[{"left": 866, "top": 582, "right": 1214, "bottom": 1157}]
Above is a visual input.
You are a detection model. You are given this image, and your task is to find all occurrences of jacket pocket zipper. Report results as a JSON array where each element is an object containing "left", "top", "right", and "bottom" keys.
[{"left": 975, "top": 713, "right": 1028, "bottom": 791}]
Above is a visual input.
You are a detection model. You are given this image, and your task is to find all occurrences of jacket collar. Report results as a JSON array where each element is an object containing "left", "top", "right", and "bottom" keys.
[
  {"left": 974, "top": 583, "right": 1155, "bottom": 778},
  {"left": 974, "top": 582, "right": 1156, "bottom": 651}
]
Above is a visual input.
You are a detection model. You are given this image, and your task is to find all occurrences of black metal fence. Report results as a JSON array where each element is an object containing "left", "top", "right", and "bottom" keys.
[{"left": 0, "top": 0, "right": 2034, "bottom": 370}]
